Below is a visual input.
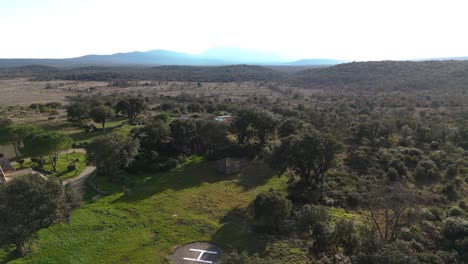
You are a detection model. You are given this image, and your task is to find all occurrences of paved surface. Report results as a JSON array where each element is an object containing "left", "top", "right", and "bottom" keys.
[
  {"left": 63, "top": 166, "right": 96, "bottom": 194},
  {"left": 169, "top": 242, "right": 223, "bottom": 264}
]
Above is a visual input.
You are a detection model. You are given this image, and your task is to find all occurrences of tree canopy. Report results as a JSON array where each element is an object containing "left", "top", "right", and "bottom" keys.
[
  {"left": 86, "top": 133, "right": 139, "bottom": 181},
  {"left": 0, "top": 174, "right": 80, "bottom": 256}
]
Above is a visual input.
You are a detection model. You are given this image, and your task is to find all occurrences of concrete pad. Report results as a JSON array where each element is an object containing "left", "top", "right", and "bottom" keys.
[{"left": 169, "top": 242, "right": 223, "bottom": 264}]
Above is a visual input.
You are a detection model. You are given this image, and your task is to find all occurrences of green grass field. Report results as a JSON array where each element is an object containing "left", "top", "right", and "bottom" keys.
[{"left": 1, "top": 157, "right": 290, "bottom": 264}]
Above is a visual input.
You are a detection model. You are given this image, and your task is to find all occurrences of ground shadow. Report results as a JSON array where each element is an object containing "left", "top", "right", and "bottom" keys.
[
  {"left": 0, "top": 247, "right": 19, "bottom": 264},
  {"left": 111, "top": 158, "right": 226, "bottom": 203},
  {"left": 235, "top": 160, "right": 278, "bottom": 191},
  {"left": 210, "top": 207, "right": 269, "bottom": 255}
]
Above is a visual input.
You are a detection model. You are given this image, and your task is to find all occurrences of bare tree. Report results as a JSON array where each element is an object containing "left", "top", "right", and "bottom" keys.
[{"left": 368, "top": 183, "right": 423, "bottom": 242}]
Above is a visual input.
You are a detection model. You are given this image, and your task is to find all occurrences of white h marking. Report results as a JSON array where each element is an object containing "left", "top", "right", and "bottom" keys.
[{"left": 183, "top": 249, "right": 218, "bottom": 263}]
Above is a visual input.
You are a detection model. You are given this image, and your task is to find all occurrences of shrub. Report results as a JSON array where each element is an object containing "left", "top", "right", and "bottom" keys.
[
  {"left": 220, "top": 251, "right": 276, "bottom": 264},
  {"left": 311, "top": 222, "right": 334, "bottom": 252},
  {"left": 353, "top": 240, "right": 420, "bottom": 264},
  {"left": 441, "top": 183, "right": 459, "bottom": 201},
  {"left": 389, "top": 158, "right": 407, "bottom": 177},
  {"left": 441, "top": 217, "right": 468, "bottom": 241},
  {"left": 414, "top": 160, "right": 441, "bottom": 183},
  {"left": 446, "top": 165, "right": 459, "bottom": 179},
  {"left": 387, "top": 168, "right": 399, "bottom": 181},
  {"left": 295, "top": 204, "right": 330, "bottom": 235},
  {"left": 448, "top": 206, "right": 465, "bottom": 218},
  {"left": 334, "top": 219, "right": 358, "bottom": 254},
  {"left": 253, "top": 191, "right": 292, "bottom": 232}
]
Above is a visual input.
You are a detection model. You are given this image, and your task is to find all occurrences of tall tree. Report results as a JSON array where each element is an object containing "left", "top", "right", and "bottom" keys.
[
  {"left": 132, "top": 120, "right": 172, "bottom": 161},
  {"left": 231, "top": 109, "right": 278, "bottom": 145},
  {"left": 269, "top": 129, "right": 341, "bottom": 189},
  {"left": 89, "top": 105, "right": 115, "bottom": 129},
  {"left": 22, "top": 131, "right": 72, "bottom": 170},
  {"left": 86, "top": 133, "right": 139, "bottom": 182},
  {"left": 0, "top": 174, "right": 80, "bottom": 256},
  {"left": 368, "top": 184, "right": 422, "bottom": 242},
  {"left": 66, "top": 102, "right": 89, "bottom": 123},
  {"left": 116, "top": 97, "right": 147, "bottom": 122}
]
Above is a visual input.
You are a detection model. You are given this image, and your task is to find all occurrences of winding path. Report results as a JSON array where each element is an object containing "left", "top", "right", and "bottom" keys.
[
  {"left": 63, "top": 166, "right": 96, "bottom": 194},
  {"left": 61, "top": 149, "right": 95, "bottom": 194}
]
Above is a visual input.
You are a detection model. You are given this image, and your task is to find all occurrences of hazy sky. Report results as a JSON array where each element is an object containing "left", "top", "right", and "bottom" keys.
[{"left": 1, "top": 0, "right": 468, "bottom": 60}]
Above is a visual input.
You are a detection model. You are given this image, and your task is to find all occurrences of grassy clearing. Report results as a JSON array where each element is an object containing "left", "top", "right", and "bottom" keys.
[
  {"left": 2, "top": 157, "right": 287, "bottom": 264},
  {"left": 12, "top": 152, "right": 87, "bottom": 180},
  {"left": 66, "top": 123, "right": 134, "bottom": 144}
]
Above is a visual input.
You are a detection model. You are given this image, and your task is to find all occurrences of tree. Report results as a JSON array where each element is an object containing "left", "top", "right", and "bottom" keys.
[
  {"left": 269, "top": 129, "right": 341, "bottom": 189},
  {"left": 231, "top": 109, "right": 279, "bottom": 145},
  {"left": 170, "top": 119, "right": 197, "bottom": 153},
  {"left": 89, "top": 105, "right": 115, "bottom": 129},
  {"left": 132, "top": 120, "right": 172, "bottom": 161},
  {"left": 0, "top": 174, "right": 80, "bottom": 256},
  {"left": 116, "top": 97, "right": 147, "bottom": 122},
  {"left": 277, "top": 117, "right": 306, "bottom": 138},
  {"left": 66, "top": 102, "right": 89, "bottom": 122},
  {"left": 253, "top": 191, "right": 292, "bottom": 232},
  {"left": 86, "top": 133, "right": 139, "bottom": 182},
  {"left": 22, "top": 131, "right": 72, "bottom": 170},
  {"left": 153, "top": 112, "right": 172, "bottom": 124},
  {"left": 251, "top": 110, "right": 279, "bottom": 146},
  {"left": 0, "top": 125, "right": 44, "bottom": 159},
  {"left": 231, "top": 108, "right": 257, "bottom": 144},
  {"left": 368, "top": 184, "right": 422, "bottom": 242}
]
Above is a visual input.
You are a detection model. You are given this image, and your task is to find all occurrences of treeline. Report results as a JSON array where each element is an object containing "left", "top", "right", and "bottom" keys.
[
  {"left": 4, "top": 61, "right": 468, "bottom": 92},
  {"left": 0, "top": 65, "right": 284, "bottom": 82},
  {"left": 291, "top": 60, "right": 468, "bottom": 91}
]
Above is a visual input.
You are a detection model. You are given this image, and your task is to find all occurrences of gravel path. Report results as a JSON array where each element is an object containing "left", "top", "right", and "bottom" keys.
[{"left": 63, "top": 166, "right": 96, "bottom": 194}]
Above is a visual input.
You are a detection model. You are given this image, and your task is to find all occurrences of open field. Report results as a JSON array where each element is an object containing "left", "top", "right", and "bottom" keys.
[{"left": 1, "top": 157, "right": 295, "bottom": 264}]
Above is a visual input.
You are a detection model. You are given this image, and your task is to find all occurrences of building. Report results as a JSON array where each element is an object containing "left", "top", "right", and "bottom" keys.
[
  {"left": 216, "top": 158, "right": 243, "bottom": 175},
  {"left": 214, "top": 115, "right": 232, "bottom": 122},
  {"left": 0, "top": 144, "right": 18, "bottom": 160}
]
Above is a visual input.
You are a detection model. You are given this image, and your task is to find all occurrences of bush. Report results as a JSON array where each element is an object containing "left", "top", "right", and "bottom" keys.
[
  {"left": 387, "top": 168, "right": 399, "bottom": 181},
  {"left": 414, "top": 160, "right": 441, "bottom": 183},
  {"left": 253, "top": 191, "right": 292, "bottom": 232},
  {"left": 421, "top": 207, "right": 444, "bottom": 222},
  {"left": 446, "top": 165, "right": 459, "bottom": 179},
  {"left": 353, "top": 240, "right": 421, "bottom": 264},
  {"left": 220, "top": 251, "right": 276, "bottom": 264},
  {"left": 311, "top": 222, "right": 334, "bottom": 252},
  {"left": 160, "top": 158, "right": 179, "bottom": 171},
  {"left": 441, "top": 217, "right": 468, "bottom": 241},
  {"left": 295, "top": 204, "right": 330, "bottom": 235},
  {"left": 448, "top": 206, "right": 465, "bottom": 217},
  {"left": 334, "top": 219, "right": 358, "bottom": 254},
  {"left": 442, "top": 183, "right": 459, "bottom": 201}
]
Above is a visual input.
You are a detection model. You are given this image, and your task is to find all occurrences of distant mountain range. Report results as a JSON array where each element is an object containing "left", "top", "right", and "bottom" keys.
[
  {"left": 0, "top": 47, "right": 346, "bottom": 67},
  {"left": 2, "top": 48, "right": 468, "bottom": 67}
]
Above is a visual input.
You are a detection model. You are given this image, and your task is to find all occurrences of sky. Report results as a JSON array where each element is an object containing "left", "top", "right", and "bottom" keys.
[{"left": 1, "top": 0, "right": 468, "bottom": 61}]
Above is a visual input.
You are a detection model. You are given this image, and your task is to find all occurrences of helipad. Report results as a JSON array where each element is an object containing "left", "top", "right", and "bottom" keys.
[{"left": 168, "top": 242, "right": 223, "bottom": 264}]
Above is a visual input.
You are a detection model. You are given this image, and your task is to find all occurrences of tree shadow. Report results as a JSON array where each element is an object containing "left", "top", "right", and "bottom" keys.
[
  {"left": 210, "top": 207, "right": 269, "bottom": 255},
  {"left": 112, "top": 158, "right": 226, "bottom": 203},
  {"left": 0, "top": 247, "right": 19, "bottom": 264},
  {"left": 235, "top": 160, "right": 278, "bottom": 191}
]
